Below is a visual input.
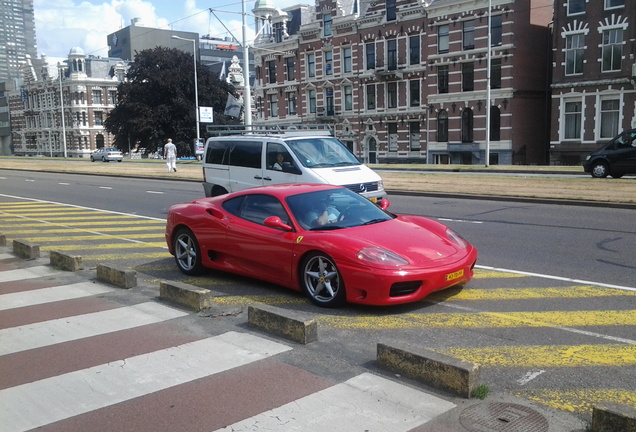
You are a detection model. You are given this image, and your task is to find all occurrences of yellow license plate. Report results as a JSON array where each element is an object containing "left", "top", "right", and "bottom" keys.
[
  {"left": 445, "top": 269, "right": 464, "bottom": 282},
  {"left": 368, "top": 197, "right": 378, "bottom": 203}
]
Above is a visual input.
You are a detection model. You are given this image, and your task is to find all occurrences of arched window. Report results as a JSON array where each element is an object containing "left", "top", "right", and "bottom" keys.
[
  {"left": 461, "top": 108, "right": 473, "bottom": 142},
  {"left": 490, "top": 106, "right": 501, "bottom": 141},
  {"left": 437, "top": 110, "right": 448, "bottom": 142}
]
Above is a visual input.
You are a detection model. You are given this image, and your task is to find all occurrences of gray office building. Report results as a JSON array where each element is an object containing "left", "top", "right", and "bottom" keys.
[{"left": 0, "top": 0, "right": 38, "bottom": 84}]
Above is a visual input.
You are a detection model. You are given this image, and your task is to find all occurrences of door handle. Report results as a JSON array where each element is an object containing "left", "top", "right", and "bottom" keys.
[
  {"left": 254, "top": 175, "right": 263, "bottom": 179},
  {"left": 263, "top": 176, "right": 272, "bottom": 181}
]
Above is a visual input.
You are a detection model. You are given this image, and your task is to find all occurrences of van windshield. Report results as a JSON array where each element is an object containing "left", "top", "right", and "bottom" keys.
[{"left": 286, "top": 138, "right": 361, "bottom": 168}]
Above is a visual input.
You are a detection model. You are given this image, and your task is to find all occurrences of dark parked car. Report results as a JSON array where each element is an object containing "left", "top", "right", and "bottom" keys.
[{"left": 583, "top": 129, "right": 636, "bottom": 178}]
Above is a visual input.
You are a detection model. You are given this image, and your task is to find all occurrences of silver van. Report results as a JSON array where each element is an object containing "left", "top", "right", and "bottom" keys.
[{"left": 202, "top": 127, "right": 385, "bottom": 202}]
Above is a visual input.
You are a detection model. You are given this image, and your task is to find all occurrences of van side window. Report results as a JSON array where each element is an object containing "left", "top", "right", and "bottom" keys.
[
  {"left": 267, "top": 142, "right": 296, "bottom": 172},
  {"left": 206, "top": 140, "right": 231, "bottom": 165},
  {"left": 229, "top": 140, "right": 262, "bottom": 168}
]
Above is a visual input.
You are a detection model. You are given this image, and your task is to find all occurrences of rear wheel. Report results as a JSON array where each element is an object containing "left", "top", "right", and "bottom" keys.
[
  {"left": 300, "top": 252, "right": 345, "bottom": 307},
  {"left": 590, "top": 161, "right": 609, "bottom": 178},
  {"left": 102, "top": 156, "right": 108, "bottom": 162},
  {"left": 210, "top": 186, "right": 228, "bottom": 197},
  {"left": 173, "top": 227, "right": 203, "bottom": 275},
  {"left": 90, "top": 156, "right": 95, "bottom": 162}
]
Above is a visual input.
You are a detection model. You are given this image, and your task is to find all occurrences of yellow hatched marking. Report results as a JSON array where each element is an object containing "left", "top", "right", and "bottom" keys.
[
  {"left": 428, "top": 286, "right": 636, "bottom": 301},
  {"left": 210, "top": 295, "right": 308, "bottom": 306},
  {"left": 436, "top": 344, "right": 636, "bottom": 367},
  {"left": 23, "top": 234, "right": 165, "bottom": 242},
  {"left": 2, "top": 226, "right": 164, "bottom": 235},
  {"left": 0, "top": 210, "right": 107, "bottom": 216},
  {"left": 473, "top": 269, "right": 528, "bottom": 279},
  {"left": 318, "top": 310, "right": 636, "bottom": 329},
  {"left": 0, "top": 215, "right": 142, "bottom": 221},
  {"left": 81, "top": 252, "right": 171, "bottom": 261},
  {"left": 42, "top": 242, "right": 167, "bottom": 251},
  {"left": 2, "top": 220, "right": 163, "bottom": 227},
  {"left": 519, "top": 389, "right": 636, "bottom": 415}
]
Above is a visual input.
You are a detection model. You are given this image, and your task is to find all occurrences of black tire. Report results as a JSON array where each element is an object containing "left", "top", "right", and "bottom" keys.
[
  {"left": 590, "top": 161, "right": 609, "bottom": 178},
  {"left": 300, "top": 252, "right": 345, "bottom": 307},
  {"left": 173, "top": 227, "right": 203, "bottom": 275},
  {"left": 210, "top": 186, "right": 228, "bottom": 197},
  {"left": 90, "top": 156, "right": 95, "bottom": 162},
  {"left": 117, "top": 159, "right": 122, "bottom": 163},
  {"left": 611, "top": 173, "right": 623, "bottom": 179},
  {"left": 102, "top": 156, "right": 108, "bottom": 162}
]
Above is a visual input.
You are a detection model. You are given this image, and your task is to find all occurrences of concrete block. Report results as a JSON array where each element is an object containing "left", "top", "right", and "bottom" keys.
[
  {"left": 12, "top": 239, "right": 40, "bottom": 260},
  {"left": 49, "top": 250, "right": 83, "bottom": 271},
  {"left": 96, "top": 263, "right": 137, "bottom": 289},
  {"left": 377, "top": 342, "right": 480, "bottom": 398},
  {"left": 159, "top": 280, "right": 214, "bottom": 311},
  {"left": 592, "top": 402, "right": 636, "bottom": 432},
  {"left": 0, "top": 233, "right": 6, "bottom": 246},
  {"left": 248, "top": 304, "right": 318, "bottom": 344}
]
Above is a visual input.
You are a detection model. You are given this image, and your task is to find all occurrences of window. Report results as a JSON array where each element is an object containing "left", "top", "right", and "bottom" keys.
[
  {"left": 274, "top": 22, "right": 284, "bottom": 43},
  {"left": 491, "top": 15, "right": 502, "bottom": 46},
  {"left": 438, "top": 65, "right": 449, "bottom": 94},
  {"left": 323, "top": 13, "right": 332, "bottom": 36},
  {"left": 366, "top": 84, "right": 376, "bottom": 109},
  {"left": 386, "top": 0, "right": 396, "bottom": 21},
  {"left": 387, "top": 82, "right": 397, "bottom": 108},
  {"left": 269, "top": 94, "right": 278, "bottom": 117},
  {"left": 344, "top": 85, "right": 353, "bottom": 111},
  {"left": 463, "top": 20, "right": 475, "bottom": 50},
  {"left": 308, "top": 90, "right": 316, "bottom": 113},
  {"left": 94, "top": 111, "right": 103, "bottom": 126},
  {"left": 461, "top": 108, "right": 473, "bottom": 143},
  {"left": 490, "top": 106, "right": 500, "bottom": 141},
  {"left": 491, "top": 58, "right": 501, "bottom": 89},
  {"left": 108, "top": 91, "right": 117, "bottom": 105},
  {"left": 343, "top": 47, "right": 352, "bottom": 73},
  {"left": 388, "top": 123, "right": 398, "bottom": 151},
  {"left": 286, "top": 57, "right": 295, "bottom": 80},
  {"left": 565, "top": 34, "right": 585, "bottom": 75},
  {"left": 307, "top": 53, "right": 315, "bottom": 77},
  {"left": 600, "top": 99, "right": 620, "bottom": 138},
  {"left": 438, "top": 25, "right": 449, "bottom": 54},
  {"left": 605, "top": 0, "right": 623, "bottom": 9},
  {"left": 268, "top": 60, "right": 276, "bottom": 84},
  {"left": 325, "top": 89, "right": 334, "bottom": 116},
  {"left": 409, "top": 36, "right": 420, "bottom": 65},
  {"left": 437, "top": 111, "right": 448, "bottom": 142},
  {"left": 409, "top": 122, "right": 421, "bottom": 151},
  {"left": 287, "top": 92, "right": 297, "bottom": 116},
  {"left": 387, "top": 39, "right": 397, "bottom": 70},
  {"left": 568, "top": 0, "right": 585, "bottom": 15},
  {"left": 325, "top": 50, "right": 333, "bottom": 75},
  {"left": 409, "top": 80, "right": 420, "bottom": 106},
  {"left": 602, "top": 28, "right": 623, "bottom": 72},
  {"left": 366, "top": 43, "right": 375, "bottom": 70},
  {"left": 462, "top": 63, "right": 474, "bottom": 92},
  {"left": 564, "top": 101, "right": 582, "bottom": 139},
  {"left": 238, "top": 194, "right": 288, "bottom": 226},
  {"left": 92, "top": 90, "right": 102, "bottom": 104},
  {"left": 267, "top": 143, "right": 295, "bottom": 173},
  {"left": 229, "top": 141, "right": 262, "bottom": 168}
]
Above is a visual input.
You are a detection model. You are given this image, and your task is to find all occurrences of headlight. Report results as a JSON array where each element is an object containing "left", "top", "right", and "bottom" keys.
[
  {"left": 446, "top": 228, "right": 469, "bottom": 248},
  {"left": 378, "top": 180, "right": 384, "bottom": 191},
  {"left": 585, "top": 155, "right": 591, "bottom": 161},
  {"left": 357, "top": 247, "right": 409, "bottom": 266}
]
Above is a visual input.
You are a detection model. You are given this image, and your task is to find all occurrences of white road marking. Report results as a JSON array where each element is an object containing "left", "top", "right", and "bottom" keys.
[
  {"left": 213, "top": 372, "right": 455, "bottom": 432},
  {"left": 146, "top": 190, "right": 164, "bottom": 194},
  {"left": 98, "top": 186, "right": 112, "bottom": 190},
  {"left": 0, "top": 265, "right": 58, "bottom": 283},
  {"left": 0, "top": 281, "right": 115, "bottom": 311},
  {"left": 438, "top": 217, "right": 484, "bottom": 224},
  {"left": 0, "top": 332, "right": 291, "bottom": 432},
  {"left": 0, "top": 302, "right": 188, "bottom": 355},
  {"left": 516, "top": 370, "right": 546, "bottom": 385}
]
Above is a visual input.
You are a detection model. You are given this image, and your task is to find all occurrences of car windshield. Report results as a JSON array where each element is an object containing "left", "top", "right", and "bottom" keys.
[
  {"left": 286, "top": 137, "right": 360, "bottom": 168},
  {"left": 286, "top": 189, "right": 392, "bottom": 230}
]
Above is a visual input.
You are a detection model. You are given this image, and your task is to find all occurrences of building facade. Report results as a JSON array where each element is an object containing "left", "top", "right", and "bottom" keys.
[
  {"left": 0, "top": 0, "right": 38, "bottom": 85},
  {"left": 549, "top": 0, "right": 636, "bottom": 165},
  {"left": 9, "top": 48, "right": 128, "bottom": 158},
  {"left": 251, "top": 0, "right": 552, "bottom": 165}
]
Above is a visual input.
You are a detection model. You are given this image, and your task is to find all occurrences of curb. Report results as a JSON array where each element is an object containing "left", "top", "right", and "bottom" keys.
[
  {"left": 49, "top": 250, "right": 83, "bottom": 271},
  {"left": 12, "top": 239, "right": 40, "bottom": 260},
  {"left": 592, "top": 403, "right": 636, "bottom": 432},
  {"left": 248, "top": 304, "right": 318, "bottom": 344},
  {"left": 159, "top": 280, "right": 215, "bottom": 311},
  {"left": 96, "top": 263, "right": 137, "bottom": 289}
]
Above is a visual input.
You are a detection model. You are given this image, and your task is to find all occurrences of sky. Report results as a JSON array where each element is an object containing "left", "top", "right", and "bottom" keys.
[{"left": 33, "top": 0, "right": 301, "bottom": 74}]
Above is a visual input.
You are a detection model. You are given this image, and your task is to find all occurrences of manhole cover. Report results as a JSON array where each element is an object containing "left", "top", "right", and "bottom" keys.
[{"left": 459, "top": 402, "right": 549, "bottom": 432}]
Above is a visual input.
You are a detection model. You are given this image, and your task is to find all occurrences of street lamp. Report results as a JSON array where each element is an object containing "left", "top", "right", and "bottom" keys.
[
  {"left": 57, "top": 62, "right": 68, "bottom": 158},
  {"left": 172, "top": 35, "right": 200, "bottom": 144}
]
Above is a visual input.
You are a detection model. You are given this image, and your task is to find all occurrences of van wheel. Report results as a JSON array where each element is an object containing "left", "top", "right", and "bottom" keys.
[
  {"left": 611, "top": 173, "right": 623, "bottom": 179},
  {"left": 590, "top": 161, "right": 609, "bottom": 178},
  {"left": 210, "top": 186, "right": 228, "bottom": 197}
]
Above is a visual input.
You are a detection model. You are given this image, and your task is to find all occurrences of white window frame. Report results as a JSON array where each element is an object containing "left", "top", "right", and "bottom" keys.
[{"left": 562, "top": 98, "right": 583, "bottom": 140}]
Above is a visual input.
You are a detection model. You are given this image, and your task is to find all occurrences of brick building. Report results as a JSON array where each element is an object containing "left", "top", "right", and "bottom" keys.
[
  {"left": 549, "top": 0, "right": 636, "bottom": 165},
  {"left": 251, "top": 0, "right": 553, "bottom": 165}
]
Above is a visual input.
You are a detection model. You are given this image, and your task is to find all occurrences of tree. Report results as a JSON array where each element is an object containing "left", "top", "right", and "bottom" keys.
[{"left": 104, "top": 47, "right": 240, "bottom": 156}]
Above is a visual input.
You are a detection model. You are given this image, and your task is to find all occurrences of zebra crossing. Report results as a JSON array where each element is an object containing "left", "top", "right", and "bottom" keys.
[{"left": 0, "top": 255, "right": 456, "bottom": 432}]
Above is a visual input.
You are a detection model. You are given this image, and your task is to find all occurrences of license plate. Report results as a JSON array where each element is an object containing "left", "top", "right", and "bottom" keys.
[
  {"left": 445, "top": 269, "right": 464, "bottom": 282},
  {"left": 368, "top": 197, "right": 378, "bottom": 203}
]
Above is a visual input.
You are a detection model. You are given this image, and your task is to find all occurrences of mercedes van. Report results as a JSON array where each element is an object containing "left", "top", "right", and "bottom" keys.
[
  {"left": 201, "top": 130, "right": 385, "bottom": 202},
  {"left": 583, "top": 129, "right": 636, "bottom": 178}
]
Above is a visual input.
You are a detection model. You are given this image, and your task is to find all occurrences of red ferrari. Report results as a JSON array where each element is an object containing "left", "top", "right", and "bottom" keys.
[{"left": 165, "top": 184, "right": 477, "bottom": 307}]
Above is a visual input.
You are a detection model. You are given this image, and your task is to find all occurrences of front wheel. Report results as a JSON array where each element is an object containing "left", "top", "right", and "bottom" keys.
[
  {"left": 90, "top": 157, "right": 95, "bottom": 162},
  {"left": 173, "top": 227, "right": 203, "bottom": 275},
  {"left": 300, "top": 252, "right": 345, "bottom": 307},
  {"left": 590, "top": 161, "right": 609, "bottom": 178}
]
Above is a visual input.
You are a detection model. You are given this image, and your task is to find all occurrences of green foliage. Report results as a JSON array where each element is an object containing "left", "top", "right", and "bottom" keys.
[
  {"left": 104, "top": 47, "right": 240, "bottom": 155},
  {"left": 471, "top": 384, "right": 490, "bottom": 400}
]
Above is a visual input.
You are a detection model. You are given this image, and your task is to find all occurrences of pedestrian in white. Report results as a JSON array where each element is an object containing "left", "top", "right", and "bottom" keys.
[{"left": 163, "top": 138, "right": 177, "bottom": 172}]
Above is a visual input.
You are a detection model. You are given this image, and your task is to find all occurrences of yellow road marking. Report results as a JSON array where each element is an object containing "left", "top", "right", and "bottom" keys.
[
  {"left": 41, "top": 242, "right": 167, "bottom": 251},
  {"left": 0, "top": 210, "right": 109, "bottom": 216},
  {"left": 210, "top": 295, "right": 308, "bottom": 306},
  {"left": 2, "top": 220, "right": 163, "bottom": 227},
  {"left": 20, "top": 234, "right": 165, "bottom": 242},
  {"left": 436, "top": 344, "right": 636, "bottom": 367},
  {"left": 2, "top": 226, "right": 163, "bottom": 234},
  {"left": 81, "top": 252, "right": 171, "bottom": 261},
  {"left": 473, "top": 269, "right": 528, "bottom": 278},
  {"left": 519, "top": 389, "right": 636, "bottom": 415},
  {"left": 428, "top": 286, "right": 636, "bottom": 301},
  {"left": 0, "top": 215, "right": 143, "bottom": 221}
]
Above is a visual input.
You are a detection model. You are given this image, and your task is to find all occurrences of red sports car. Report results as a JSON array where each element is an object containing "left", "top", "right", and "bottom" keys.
[{"left": 165, "top": 184, "right": 477, "bottom": 307}]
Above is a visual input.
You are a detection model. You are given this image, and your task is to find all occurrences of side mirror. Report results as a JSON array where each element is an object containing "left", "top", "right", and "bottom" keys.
[
  {"left": 379, "top": 199, "right": 390, "bottom": 210},
  {"left": 264, "top": 216, "right": 293, "bottom": 231}
]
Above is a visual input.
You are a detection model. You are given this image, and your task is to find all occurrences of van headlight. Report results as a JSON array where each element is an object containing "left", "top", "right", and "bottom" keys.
[{"left": 378, "top": 180, "right": 384, "bottom": 191}]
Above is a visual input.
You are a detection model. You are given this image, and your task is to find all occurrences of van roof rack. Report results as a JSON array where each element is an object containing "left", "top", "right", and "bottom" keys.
[{"left": 206, "top": 124, "right": 334, "bottom": 137}]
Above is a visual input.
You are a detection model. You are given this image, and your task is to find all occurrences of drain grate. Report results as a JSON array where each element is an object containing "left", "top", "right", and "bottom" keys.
[{"left": 459, "top": 402, "right": 550, "bottom": 432}]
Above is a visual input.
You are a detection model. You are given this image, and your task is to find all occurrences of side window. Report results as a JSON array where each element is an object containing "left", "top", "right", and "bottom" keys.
[
  {"left": 222, "top": 196, "right": 245, "bottom": 216},
  {"left": 229, "top": 141, "right": 262, "bottom": 168},
  {"left": 206, "top": 140, "right": 231, "bottom": 165},
  {"left": 267, "top": 142, "right": 297, "bottom": 173},
  {"left": 240, "top": 194, "right": 289, "bottom": 226}
]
